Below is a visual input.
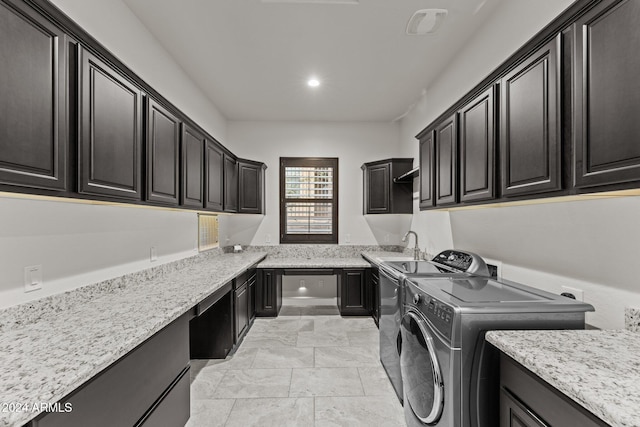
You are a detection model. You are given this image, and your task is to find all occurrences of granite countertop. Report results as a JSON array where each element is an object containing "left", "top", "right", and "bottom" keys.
[
  {"left": 360, "top": 251, "right": 416, "bottom": 266},
  {"left": 486, "top": 329, "right": 640, "bottom": 427},
  {"left": 0, "top": 251, "right": 266, "bottom": 427}
]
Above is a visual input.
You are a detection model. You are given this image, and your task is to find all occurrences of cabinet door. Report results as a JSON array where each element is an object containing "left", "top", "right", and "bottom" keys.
[
  {"left": 460, "top": 86, "right": 495, "bottom": 202},
  {"left": 0, "top": 0, "right": 67, "bottom": 191},
  {"left": 371, "top": 268, "right": 379, "bottom": 327},
  {"left": 338, "top": 269, "right": 370, "bottom": 316},
  {"left": 145, "top": 98, "right": 180, "bottom": 206},
  {"left": 223, "top": 154, "right": 238, "bottom": 212},
  {"left": 573, "top": 0, "right": 640, "bottom": 188},
  {"left": 500, "top": 35, "right": 561, "bottom": 197},
  {"left": 79, "top": 47, "right": 142, "bottom": 200},
  {"left": 256, "top": 269, "right": 282, "bottom": 317},
  {"left": 234, "top": 282, "right": 248, "bottom": 342},
  {"left": 500, "top": 389, "right": 549, "bottom": 427},
  {"left": 419, "top": 131, "right": 435, "bottom": 209},
  {"left": 205, "top": 140, "right": 224, "bottom": 211},
  {"left": 238, "top": 160, "right": 264, "bottom": 214},
  {"left": 249, "top": 272, "right": 257, "bottom": 321},
  {"left": 435, "top": 114, "right": 458, "bottom": 206},
  {"left": 180, "top": 124, "right": 204, "bottom": 208},
  {"left": 364, "top": 163, "right": 390, "bottom": 213}
]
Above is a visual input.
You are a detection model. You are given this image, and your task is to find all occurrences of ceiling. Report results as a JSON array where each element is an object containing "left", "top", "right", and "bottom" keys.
[{"left": 122, "top": 0, "right": 503, "bottom": 122}]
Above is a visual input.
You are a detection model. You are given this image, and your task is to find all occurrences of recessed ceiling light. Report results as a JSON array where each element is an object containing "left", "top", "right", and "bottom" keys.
[{"left": 307, "top": 78, "right": 320, "bottom": 88}]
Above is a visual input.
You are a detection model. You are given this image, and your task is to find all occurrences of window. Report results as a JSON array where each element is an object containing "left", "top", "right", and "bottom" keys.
[
  {"left": 198, "top": 214, "right": 219, "bottom": 251},
  {"left": 280, "top": 157, "right": 338, "bottom": 243}
]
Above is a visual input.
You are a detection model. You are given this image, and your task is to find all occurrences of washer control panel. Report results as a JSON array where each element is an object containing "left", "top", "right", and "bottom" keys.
[{"left": 424, "top": 297, "right": 454, "bottom": 340}]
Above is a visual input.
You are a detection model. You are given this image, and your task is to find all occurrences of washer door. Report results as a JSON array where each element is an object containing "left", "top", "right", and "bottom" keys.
[{"left": 401, "top": 309, "right": 445, "bottom": 425}]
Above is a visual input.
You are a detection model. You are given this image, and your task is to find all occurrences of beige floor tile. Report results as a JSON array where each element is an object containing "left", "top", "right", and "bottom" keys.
[
  {"left": 252, "top": 347, "right": 315, "bottom": 368},
  {"left": 315, "top": 396, "right": 406, "bottom": 427},
  {"left": 242, "top": 331, "right": 298, "bottom": 348},
  {"left": 297, "top": 330, "right": 350, "bottom": 347},
  {"left": 213, "top": 369, "right": 292, "bottom": 398},
  {"left": 358, "top": 367, "right": 397, "bottom": 397},
  {"left": 346, "top": 329, "right": 379, "bottom": 347},
  {"left": 198, "top": 348, "right": 259, "bottom": 371},
  {"left": 314, "top": 346, "right": 379, "bottom": 368},
  {"left": 289, "top": 367, "right": 364, "bottom": 397},
  {"left": 314, "top": 317, "right": 376, "bottom": 333},
  {"left": 225, "top": 398, "right": 314, "bottom": 427},
  {"left": 250, "top": 318, "right": 314, "bottom": 333},
  {"left": 185, "top": 398, "right": 235, "bottom": 427}
]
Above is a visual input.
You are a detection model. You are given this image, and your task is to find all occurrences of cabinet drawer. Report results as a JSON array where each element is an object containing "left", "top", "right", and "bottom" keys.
[
  {"left": 137, "top": 367, "right": 190, "bottom": 427},
  {"left": 33, "top": 315, "right": 189, "bottom": 427}
]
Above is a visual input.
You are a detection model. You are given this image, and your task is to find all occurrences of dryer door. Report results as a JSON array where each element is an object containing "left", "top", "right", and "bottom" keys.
[{"left": 401, "top": 309, "right": 445, "bottom": 425}]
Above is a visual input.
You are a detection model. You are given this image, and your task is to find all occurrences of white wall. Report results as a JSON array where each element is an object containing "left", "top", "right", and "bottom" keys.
[
  {"left": 223, "top": 121, "right": 405, "bottom": 246},
  {"left": 49, "top": 0, "right": 227, "bottom": 141},
  {"left": 0, "top": 196, "right": 198, "bottom": 308},
  {"left": 398, "top": 0, "right": 640, "bottom": 329}
]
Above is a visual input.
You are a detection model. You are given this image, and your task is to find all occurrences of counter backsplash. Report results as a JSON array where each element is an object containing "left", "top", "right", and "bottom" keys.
[
  {"left": 224, "top": 244, "right": 405, "bottom": 258},
  {"left": 0, "top": 248, "right": 226, "bottom": 333},
  {"left": 625, "top": 307, "right": 640, "bottom": 332}
]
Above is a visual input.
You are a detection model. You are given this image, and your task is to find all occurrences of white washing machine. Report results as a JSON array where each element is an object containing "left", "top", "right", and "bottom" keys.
[{"left": 401, "top": 274, "right": 594, "bottom": 427}]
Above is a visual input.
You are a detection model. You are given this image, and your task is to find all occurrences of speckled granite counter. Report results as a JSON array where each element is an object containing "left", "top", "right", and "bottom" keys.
[
  {"left": 0, "top": 251, "right": 266, "bottom": 427},
  {"left": 361, "top": 251, "right": 416, "bottom": 266},
  {"left": 486, "top": 329, "right": 640, "bottom": 427}
]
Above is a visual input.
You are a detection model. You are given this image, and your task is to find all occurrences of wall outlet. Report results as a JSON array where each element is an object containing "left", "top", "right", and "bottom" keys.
[
  {"left": 265, "top": 234, "right": 271, "bottom": 244},
  {"left": 345, "top": 233, "right": 351, "bottom": 243},
  {"left": 561, "top": 285, "right": 584, "bottom": 301},
  {"left": 319, "top": 280, "right": 324, "bottom": 287},
  {"left": 384, "top": 233, "right": 390, "bottom": 243},
  {"left": 150, "top": 246, "right": 158, "bottom": 262},
  {"left": 299, "top": 279, "right": 306, "bottom": 289},
  {"left": 24, "top": 265, "right": 42, "bottom": 293}
]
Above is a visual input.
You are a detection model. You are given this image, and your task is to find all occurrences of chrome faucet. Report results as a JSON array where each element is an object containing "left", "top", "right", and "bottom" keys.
[{"left": 402, "top": 230, "right": 420, "bottom": 260}]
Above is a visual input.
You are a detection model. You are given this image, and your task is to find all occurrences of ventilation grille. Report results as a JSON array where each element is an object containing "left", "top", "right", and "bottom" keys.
[{"left": 406, "top": 9, "right": 448, "bottom": 35}]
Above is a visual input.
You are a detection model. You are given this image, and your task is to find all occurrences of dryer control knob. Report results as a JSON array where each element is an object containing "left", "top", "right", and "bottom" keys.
[{"left": 413, "top": 294, "right": 421, "bottom": 305}]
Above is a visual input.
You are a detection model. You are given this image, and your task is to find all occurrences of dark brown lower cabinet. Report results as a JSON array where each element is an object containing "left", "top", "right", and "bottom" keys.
[
  {"left": 249, "top": 272, "right": 257, "bottom": 321},
  {"left": 499, "top": 353, "right": 608, "bottom": 427},
  {"left": 371, "top": 267, "right": 380, "bottom": 327},
  {"left": 31, "top": 315, "right": 189, "bottom": 427},
  {"left": 338, "top": 268, "right": 370, "bottom": 316},
  {"left": 256, "top": 269, "right": 282, "bottom": 317},
  {"left": 234, "top": 281, "right": 249, "bottom": 342}
]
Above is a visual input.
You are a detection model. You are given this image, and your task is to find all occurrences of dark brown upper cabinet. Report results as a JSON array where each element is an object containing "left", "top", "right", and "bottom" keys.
[
  {"left": 435, "top": 114, "right": 458, "bottom": 206},
  {"left": 459, "top": 86, "right": 496, "bottom": 203},
  {"left": 78, "top": 47, "right": 143, "bottom": 200},
  {"left": 0, "top": 0, "right": 68, "bottom": 192},
  {"left": 223, "top": 154, "right": 238, "bottom": 213},
  {"left": 180, "top": 123, "right": 205, "bottom": 208},
  {"left": 419, "top": 130, "right": 435, "bottom": 209},
  {"left": 204, "top": 140, "right": 224, "bottom": 211},
  {"left": 573, "top": 0, "right": 640, "bottom": 189},
  {"left": 500, "top": 35, "right": 562, "bottom": 198},
  {"left": 238, "top": 159, "right": 266, "bottom": 214},
  {"left": 362, "top": 158, "right": 413, "bottom": 214},
  {"left": 145, "top": 98, "right": 180, "bottom": 206}
]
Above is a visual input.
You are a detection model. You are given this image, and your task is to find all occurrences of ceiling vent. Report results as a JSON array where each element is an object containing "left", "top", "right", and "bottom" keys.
[{"left": 406, "top": 9, "right": 448, "bottom": 35}]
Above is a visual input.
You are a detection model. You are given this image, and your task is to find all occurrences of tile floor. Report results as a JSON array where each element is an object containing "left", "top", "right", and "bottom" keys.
[{"left": 187, "top": 306, "right": 406, "bottom": 426}]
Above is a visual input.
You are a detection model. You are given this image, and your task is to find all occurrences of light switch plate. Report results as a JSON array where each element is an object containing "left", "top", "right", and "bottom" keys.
[{"left": 24, "top": 265, "right": 42, "bottom": 293}]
